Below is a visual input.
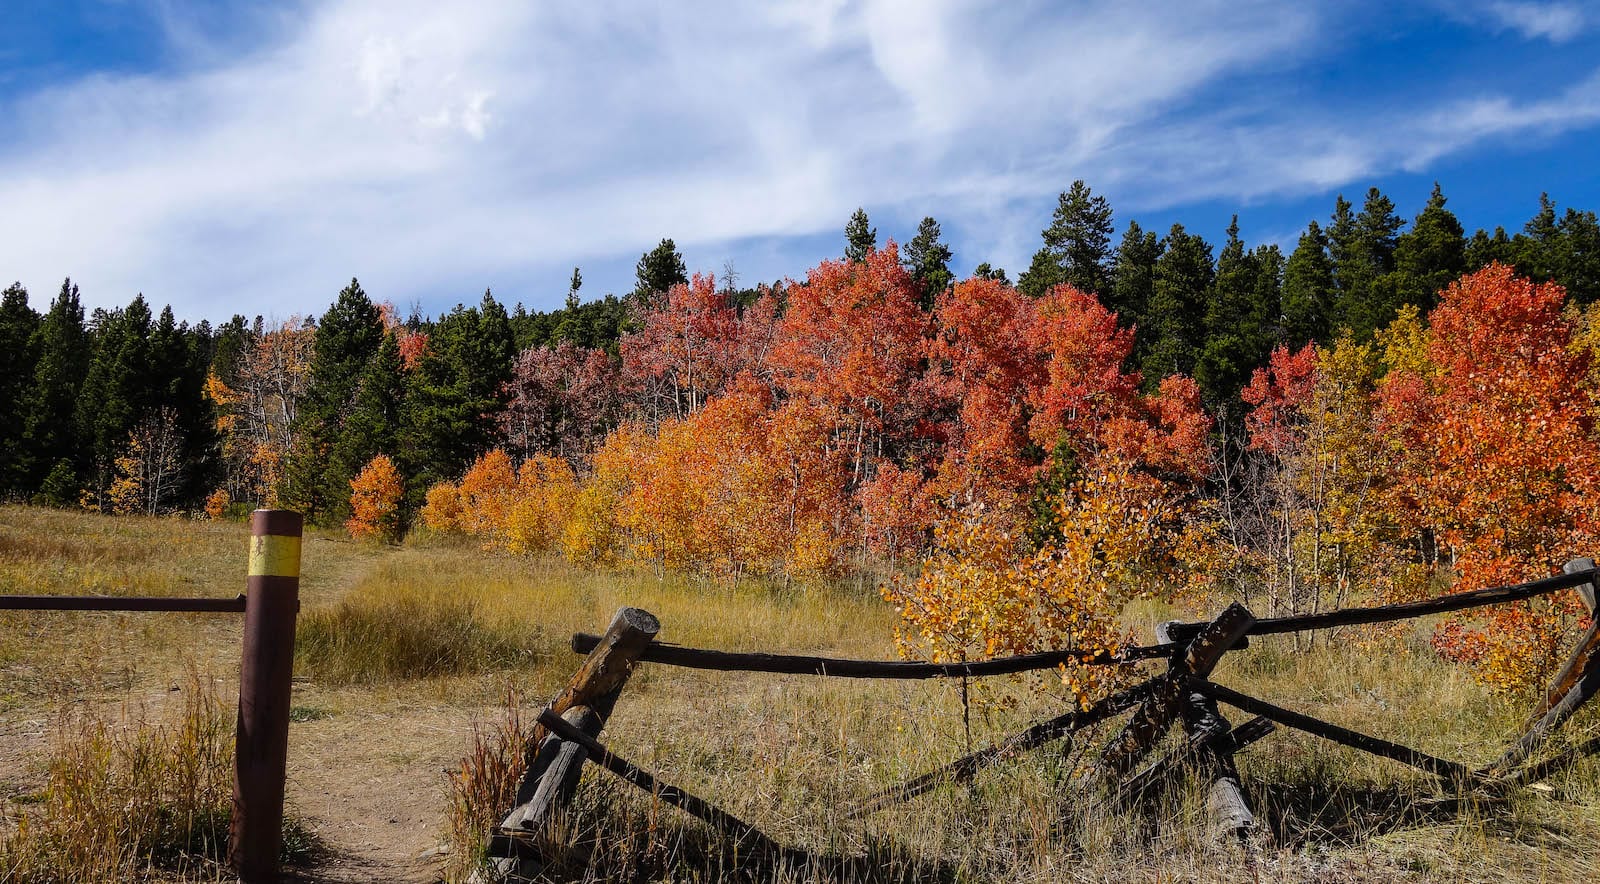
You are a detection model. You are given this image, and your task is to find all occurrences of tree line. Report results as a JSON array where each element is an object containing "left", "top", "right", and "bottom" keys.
[{"left": 0, "top": 181, "right": 1593, "bottom": 521}]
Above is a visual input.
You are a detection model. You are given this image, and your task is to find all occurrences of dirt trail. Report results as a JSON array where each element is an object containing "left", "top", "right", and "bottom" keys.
[{"left": 285, "top": 702, "right": 476, "bottom": 882}]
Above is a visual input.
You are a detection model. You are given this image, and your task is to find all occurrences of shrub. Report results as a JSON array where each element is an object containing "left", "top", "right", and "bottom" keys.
[
  {"left": 0, "top": 684, "right": 234, "bottom": 880},
  {"left": 296, "top": 588, "right": 541, "bottom": 684}
]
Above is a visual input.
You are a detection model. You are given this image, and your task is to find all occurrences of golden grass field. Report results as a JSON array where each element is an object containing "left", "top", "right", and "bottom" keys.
[{"left": 1, "top": 504, "right": 1600, "bottom": 882}]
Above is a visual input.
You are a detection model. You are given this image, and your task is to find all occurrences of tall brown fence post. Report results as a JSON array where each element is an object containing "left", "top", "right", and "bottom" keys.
[{"left": 230, "top": 510, "right": 303, "bottom": 882}]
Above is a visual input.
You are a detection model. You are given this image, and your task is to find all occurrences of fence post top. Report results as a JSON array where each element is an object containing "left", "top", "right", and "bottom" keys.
[{"left": 250, "top": 510, "right": 303, "bottom": 538}]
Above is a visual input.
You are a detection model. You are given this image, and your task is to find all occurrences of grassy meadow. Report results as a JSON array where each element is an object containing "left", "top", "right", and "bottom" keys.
[{"left": 0, "top": 505, "right": 1599, "bottom": 881}]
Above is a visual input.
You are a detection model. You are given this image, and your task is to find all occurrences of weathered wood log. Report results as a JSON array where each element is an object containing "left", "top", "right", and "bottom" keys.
[
  {"left": 853, "top": 677, "right": 1160, "bottom": 816},
  {"left": 1163, "top": 566, "right": 1599, "bottom": 645},
  {"left": 534, "top": 607, "right": 660, "bottom": 752},
  {"left": 1498, "top": 732, "right": 1600, "bottom": 787},
  {"left": 1096, "top": 604, "right": 1255, "bottom": 781},
  {"left": 537, "top": 709, "right": 785, "bottom": 858},
  {"left": 1197, "top": 679, "right": 1472, "bottom": 782},
  {"left": 570, "top": 633, "right": 1174, "bottom": 676},
  {"left": 1181, "top": 689, "right": 1253, "bottom": 843},
  {"left": 1121, "top": 716, "right": 1274, "bottom": 801},
  {"left": 488, "top": 607, "right": 660, "bottom": 879},
  {"left": 506, "top": 706, "right": 601, "bottom": 829}
]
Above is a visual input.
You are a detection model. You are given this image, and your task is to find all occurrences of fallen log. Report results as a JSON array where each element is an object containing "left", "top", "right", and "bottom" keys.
[{"left": 570, "top": 633, "right": 1175, "bottom": 677}]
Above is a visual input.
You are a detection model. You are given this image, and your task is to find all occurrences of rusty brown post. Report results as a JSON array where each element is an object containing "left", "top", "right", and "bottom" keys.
[{"left": 230, "top": 510, "right": 302, "bottom": 882}]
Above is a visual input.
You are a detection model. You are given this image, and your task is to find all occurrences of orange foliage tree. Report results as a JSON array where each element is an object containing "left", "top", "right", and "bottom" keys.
[
  {"left": 346, "top": 454, "right": 404, "bottom": 541},
  {"left": 887, "top": 282, "right": 1213, "bottom": 703},
  {"left": 1377, "top": 264, "right": 1600, "bottom": 692}
]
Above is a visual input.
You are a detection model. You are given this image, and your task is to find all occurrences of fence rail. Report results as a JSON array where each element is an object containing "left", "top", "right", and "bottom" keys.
[
  {"left": 489, "top": 558, "right": 1600, "bottom": 881},
  {"left": 0, "top": 594, "right": 248, "bottom": 613}
]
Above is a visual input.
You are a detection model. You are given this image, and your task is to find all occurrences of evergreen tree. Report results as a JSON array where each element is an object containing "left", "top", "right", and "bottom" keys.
[
  {"left": 1333, "top": 187, "right": 1405, "bottom": 339},
  {"left": 1510, "top": 195, "right": 1600, "bottom": 305},
  {"left": 1466, "top": 226, "right": 1515, "bottom": 271},
  {"left": 0, "top": 284, "right": 40, "bottom": 497},
  {"left": 1197, "top": 217, "right": 1278, "bottom": 409},
  {"left": 328, "top": 330, "right": 406, "bottom": 521},
  {"left": 633, "top": 239, "right": 688, "bottom": 304},
  {"left": 844, "top": 208, "right": 877, "bottom": 263},
  {"left": 565, "top": 267, "right": 583, "bottom": 310},
  {"left": 1140, "top": 223, "right": 1214, "bottom": 384},
  {"left": 1388, "top": 182, "right": 1466, "bottom": 315},
  {"left": 972, "top": 263, "right": 1009, "bottom": 284},
  {"left": 1019, "top": 180, "right": 1114, "bottom": 297},
  {"left": 1016, "top": 247, "right": 1064, "bottom": 299},
  {"left": 282, "top": 278, "right": 384, "bottom": 522},
  {"left": 22, "top": 279, "right": 90, "bottom": 501},
  {"left": 75, "top": 295, "right": 155, "bottom": 504},
  {"left": 903, "top": 216, "right": 954, "bottom": 308},
  {"left": 148, "top": 305, "right": 217, "bottom": 506},
  {"left": 1282, "top": 220, "right": 1336, "bottom": 349},
  {"left": 1108, "top": 220, "right": 1161, "bottom": 330},
  {"left": 209, "top": 315, "right": 252, "bottom": 388},
  {"left": 401, "top": 290, "right": 515, "bottom": 499}
]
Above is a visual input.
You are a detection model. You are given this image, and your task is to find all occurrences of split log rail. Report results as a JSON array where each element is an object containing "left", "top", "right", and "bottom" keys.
[{"left": 489, "top": 558, "right": 1600, "bottom": 880}]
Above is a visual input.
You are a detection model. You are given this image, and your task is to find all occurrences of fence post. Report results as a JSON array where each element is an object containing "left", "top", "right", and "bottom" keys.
[{"left": 230, "top": 510, "right": 303, "bottom": 882}]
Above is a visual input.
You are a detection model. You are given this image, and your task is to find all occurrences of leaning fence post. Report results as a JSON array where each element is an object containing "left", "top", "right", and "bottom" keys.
[{"left": 229, "top": 510, "right": 303, "bottom": 882}]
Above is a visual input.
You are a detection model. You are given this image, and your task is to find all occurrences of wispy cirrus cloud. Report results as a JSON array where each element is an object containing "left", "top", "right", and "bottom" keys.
[{"left": 1484, "top": 1, "right": 1586, "bottom": 42}]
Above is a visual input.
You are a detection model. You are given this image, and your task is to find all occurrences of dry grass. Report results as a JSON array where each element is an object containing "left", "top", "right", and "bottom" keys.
[
  {"left": 0, "top": 677, "right": 315, "bottom": 882},
  {"left": 3, "top": 505, "right": 1600, "bottom": 882}
]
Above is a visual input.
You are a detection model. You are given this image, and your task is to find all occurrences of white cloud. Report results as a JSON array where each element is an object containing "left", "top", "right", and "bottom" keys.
[
  {"left": 1485, "top": 1, "right": 1586, "bottom": 42},
  {"left": 0, "top": 0, "right": 1595, "bottom": 317}
]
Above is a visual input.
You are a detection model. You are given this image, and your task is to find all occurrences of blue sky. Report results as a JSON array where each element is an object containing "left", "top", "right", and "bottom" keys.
[{"left": 2, "top": 0, "right": 1598, "bottom": 322}]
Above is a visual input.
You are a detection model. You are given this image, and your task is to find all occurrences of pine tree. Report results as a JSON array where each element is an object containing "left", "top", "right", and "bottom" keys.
[
  {"left": 76, "top": 295, "right": 156, "bottom": 505},
  {"left": 1016, "top": 247, "right": 1065, "bottom": 299},
  {"left": 148, "top": 305, "right": 217, "bottom": 506},
  {"left": 565, "top": 267, "right": 583, "bottom": 310},
  {"left": 1140, "top": 223, "right": 1215, "bottom": 384},
  {"left": 21, "top": 279, "right": 90, "bottom": 501},
  {"left": 633, "top": 239, "right": 688, "bottom": 304},
  {"left": 1333, "top": 187, "right": 1405, "bottom": 339},
  {"left": 903, "top": 216, "right": 954, "bottom": 308},
  {"left": 1467, "top": 226, "right": 1515, "bottom": 271},
  {"left": 844, "top": 209, "right": 877, "bottom": 263},
  {"left": 327, "top": 330, "right": 406, "bottom": 523},
  {"left": 1390, "top": 183, "right": 1466, "bottom": 314},
  {"left": 282, "top": 278, "right": 383, "bottom": 522},
  {"left": 972, "top": 263, "right": 1009, "bottom": 284},
  {"left": 1509, "top": 194, "right": 1600, "bottom": 305},
  {"left": 401, "top": 290, "right": 515, "bottom": 499},
  {"left": 1019, "top": 180, "right": 1114, "bottom": 297},
  {"left": 1108, "top": 219, "right": 1162, "bottom": 333},
  {"left": 1282, "top": 220, "right": 1336, "bottom": 349},
  {"left": 1197, "top": 217, "right": 1278, "bottom": 409},
  {"left": 0, "top": 284, "right": 40, "bottom": 497}
]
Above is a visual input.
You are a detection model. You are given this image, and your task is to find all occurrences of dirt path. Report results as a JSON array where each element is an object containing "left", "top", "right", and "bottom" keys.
[{"left": 285, "top": 701, "right": 477, "bottom": 882}]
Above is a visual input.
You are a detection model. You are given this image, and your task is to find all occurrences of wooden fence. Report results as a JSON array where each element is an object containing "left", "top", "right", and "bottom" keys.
[
  {"left": 0, "top": 509, "right": 302, "bottom": 884},
  {"left": 486, "top": 558, "right": 1600, "bottom": 880}
]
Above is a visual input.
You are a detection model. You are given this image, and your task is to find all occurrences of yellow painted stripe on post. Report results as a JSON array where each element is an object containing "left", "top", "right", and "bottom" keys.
[{"left": 248, "top": 535, "right": 302, "bottom": 577}]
